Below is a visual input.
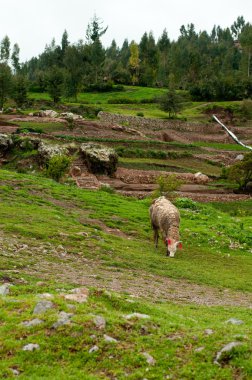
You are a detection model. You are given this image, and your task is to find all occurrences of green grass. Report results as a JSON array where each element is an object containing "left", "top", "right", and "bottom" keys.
[
  {"left": 1, "top": 169, "right": 252, "bottom": 379},
  {"left": 119, "top": 157, "right": 222, "bottom": 176},
  {"left": 27, "top": 88, "right": 252, "bottom": 123},
  {"left": 0, "top": 169, "right": 251, "bottom": 290},
  {"left": 15, "top": 121, "right": 66, "bottom": 133},
  {"left": 1, "top": 286, "right": 252, "bottom": 379}
]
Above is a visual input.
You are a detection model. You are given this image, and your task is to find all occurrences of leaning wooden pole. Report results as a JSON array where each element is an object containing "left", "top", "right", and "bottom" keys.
[{"left": 212, "top": 114, "right": 252, "bottom": 152}]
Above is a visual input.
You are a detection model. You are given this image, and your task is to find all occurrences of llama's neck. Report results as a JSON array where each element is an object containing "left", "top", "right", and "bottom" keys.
[{"left": 168, "top": 225, "right": 180, "bottom": 241}]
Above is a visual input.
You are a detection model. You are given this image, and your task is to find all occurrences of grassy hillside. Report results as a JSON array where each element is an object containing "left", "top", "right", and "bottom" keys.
[
  {"left": 0, "top": 169, "right": 252, "bottom": 379},
  {"left": 28, "top": 87, "right": 246, "bottom": 121}
]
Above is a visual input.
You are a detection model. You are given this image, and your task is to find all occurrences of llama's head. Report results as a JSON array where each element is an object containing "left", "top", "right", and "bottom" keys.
[{"left": 165, "top": 238, "right": 182, "bottom": 257}]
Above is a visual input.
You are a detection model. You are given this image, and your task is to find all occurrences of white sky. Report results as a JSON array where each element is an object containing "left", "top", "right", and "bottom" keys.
[{"left": 0, "top": 0, "right": 251, "bottom": 62}]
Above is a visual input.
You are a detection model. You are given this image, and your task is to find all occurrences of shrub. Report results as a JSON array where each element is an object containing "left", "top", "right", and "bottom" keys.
[
  {"left": 175, "top": 197, "right": 198, "bottom": 210},
  {"left": 240, "top": 99, "right": 252, "bottom": 119},
  {"left": 136, "top": 112, "right": 144, "bottom": 117},
  {"left": 152, "top": 174, "right": 183, "bottom": 200},
  {"left": 107, "top": 98, "right": 135, "bottom": 104},
  {"left": 99, "top": 184, "right": 115, "bottom": 194},
  {"left": 45, "top": 155, "right": 71, "bottom": 182},
  {"left": 227, "top": 153, "right": 252, "bottom": 191}
]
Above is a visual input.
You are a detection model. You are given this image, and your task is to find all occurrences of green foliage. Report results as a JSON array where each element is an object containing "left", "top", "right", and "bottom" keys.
[
  {"left": 45, "top": 155, "right": 71, "bottom": 182},
  {"left": 0, "top": 62, "right": 12, "bottom": 108},
  {"left": 240, "top": 98, "right": 252, "bottom": 119},
  {"left": 158, "top": 89, "right": 183, "bottom": 117},
  {"left": 175, "top": 197, "right": 199, "bottom": 210},
  {"left": 12, "top": 74, "right": 28, "bottom": 107},
  {"left": 136, "top": 111, "right": 144, "bottom": 117},
  {"left": 46, "top": 66, "right": 64, "bottom": 103},
  {"left": 227, "top": 153, "right": 252, "bottom": 190},
  {"left": 152, "top": 174, "right": 183, "bottom": 199},
  {"left": 115, "top": 146, "right": 192, "bottom": 160}
]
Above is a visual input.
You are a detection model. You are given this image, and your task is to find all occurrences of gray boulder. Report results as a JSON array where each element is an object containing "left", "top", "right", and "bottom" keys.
[
  {"left": 0, "top": 134, "right": 13, "bottom": 155},
  {"left": 80, "top": 143, "right": 118, "bottom": 176},
  {"left": 38, "top": 141, "right": 68, "bottom": 162}
]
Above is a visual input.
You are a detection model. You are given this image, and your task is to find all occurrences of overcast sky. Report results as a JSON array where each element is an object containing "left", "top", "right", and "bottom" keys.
[{"left": 0, "top": 0, "right": 251, "bottom": 62}]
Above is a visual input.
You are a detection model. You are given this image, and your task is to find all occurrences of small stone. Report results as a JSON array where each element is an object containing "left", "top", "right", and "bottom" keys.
[
  {"left": 22, "top": 343, "right": 40, "bottom": 351},
  {"left": 63, "top": 287, "right": 89, "bottom": 303},
  {"left": 142, "top": 352, "right": 156, "bottom": 365},
  {"left": 21, "top": 319, "right": 43, "bottom": 327},
  {"left": 52, "top": 311, "right": 73, "bottom": 329},
  {"left": 226, "top": 318, "right": 244, "bottom": 325},
  {"left": 89, "top": 345, "right": 99, "bottom": 353},
  {"left": 214, "top": 342, "right": 242, "bottom": 365},
  {"left": 195, "top": 346, "right": 205, "bottom": 352},
  {"left": 39, "top": 293, "right": 54, "bottom": 299},
  {"left": 93, "top": 315, "right": 106, "bottom": 330},
  {"left": 103, "top": 334, "right": 118, "bottom": 343},
  {"left": 124, "top": 313, "right": 150, "bottom": 320},
  {"left": 33, "top": 300, "right": 54, "bottom": 314},
  {"left": 0, "top": 283, "right": 11, "bottom": 296},
  {"left": 10, "top": 368, "right": 20, "bottom": 376},
  {"left": 36, "top": 281, "right": 45, "bottom": 286},
  {"left": 204, "top": 329, "right": 214, "bottom": 335}
]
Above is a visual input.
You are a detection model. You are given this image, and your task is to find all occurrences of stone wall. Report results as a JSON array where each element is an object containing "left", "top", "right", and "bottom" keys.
[{"left": 98, "top": 111, "right": 218, "bottom": 133}]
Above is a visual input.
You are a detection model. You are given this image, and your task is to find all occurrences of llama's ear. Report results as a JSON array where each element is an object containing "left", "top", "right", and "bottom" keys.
[{"left": 177, "top": 241, "right": 183, "bottom": 249}]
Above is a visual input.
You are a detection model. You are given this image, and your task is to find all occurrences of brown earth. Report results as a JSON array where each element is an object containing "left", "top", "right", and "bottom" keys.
[
  {"left": 1, "top": 113, "right": 251, "bottom": 202},
  {"left": 2, "top": 231, "right": 252, "bottom": 307}
]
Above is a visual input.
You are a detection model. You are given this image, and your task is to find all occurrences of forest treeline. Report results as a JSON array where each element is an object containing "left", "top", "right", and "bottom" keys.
[{"left": 1, "top": 15, "right": 252, "bottom": 107}]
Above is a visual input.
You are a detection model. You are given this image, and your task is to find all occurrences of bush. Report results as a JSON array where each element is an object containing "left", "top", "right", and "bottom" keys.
[
  {"left": 240, "top": 99, "right": 252, "bottom": 119},
  {"left": 107, "top": 98, "right": 135, "bottom": 104},
  {"left": 45, "top": 155, "right": 71, "bottom": 182},
  {"left": 136, "top": 112, "right": 144, "bottom": 117},
  {"left": 175, "top": 197, "right": 198, "bottom": 210},
  {"left": 227, "top": 153, "right": 252, "bottom": 191},
  {"left": 152, "top": 174, "right": 183, "bottom": 200}
]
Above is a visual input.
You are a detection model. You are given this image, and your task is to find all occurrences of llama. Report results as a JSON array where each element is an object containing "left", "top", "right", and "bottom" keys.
[{"left": 149, "top": 196, "right": 182, "bottom": 257}]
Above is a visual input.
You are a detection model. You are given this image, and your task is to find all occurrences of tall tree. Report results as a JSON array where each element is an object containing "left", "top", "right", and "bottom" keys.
[
  {"left": 0, "top": 36, "right": 11, "bottom": 62},
  {"left": 157, "top": 29, "right": 171, "bottom": 86},
  {"left": 231, "top": 16, "right": 245, "bottom": 39},
  {"left": 129, "top": 41, "right": 140, "bottom": 85},
  {"left": 85, "top": 15, "right": 107, "bottom": 84},
  {"left": 46, "top": 66, "right": 64, "bottom": 103},
  {"left": 86, "top": 14, "right": 108, "bottom": 43},
  {"left": 12, "top": 74, "right": 28, "bottom": 107},
  {"left": 0, "top": 63, "right": 12, "bottom": 108},
  {"left": 240, "top": 23, "right": 252, "bottom": 77},
  {"left": 11, "top": 43, "right": 20, "bottom": 73},
  {"left": 61, "top": 30, "right": 69, "bottom": 55}
]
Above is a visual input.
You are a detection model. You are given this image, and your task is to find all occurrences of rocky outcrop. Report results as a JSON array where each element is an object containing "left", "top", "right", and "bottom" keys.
[
  {"left": 0, "top": 133, "right": 13, "bottom": 155},
  {"left": 38, "top": 141, "right": 68, "bottom": 162},
  {"left": 80, "top": 143, "right": 118, "bottom": 176}
]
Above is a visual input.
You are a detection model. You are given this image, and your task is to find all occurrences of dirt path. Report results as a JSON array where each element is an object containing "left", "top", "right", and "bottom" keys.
[{"left": 22, "top": 253, "right": 252, "bottom": 308}]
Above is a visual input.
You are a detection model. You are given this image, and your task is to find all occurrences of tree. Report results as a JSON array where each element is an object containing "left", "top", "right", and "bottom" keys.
[
  {"left": 157, "top": 29, "right": 171, "bottom": 86},
  {"left": 61, "top": 30, "right": 69, "bottom": 56},
  {"left": 85, "top": 15, "right": 107, "bottom": 85},
  {"left": 46, "top": 66, "right": 64, "bottom": 103},
  {"left": 240, "top": 23, "right": 252, "bottom": 77},
  {"left": 0, "top": 62, "right": 12, "bottom": 108},
  {"left": 11, "top": 43, "right": 20, "bottom": 73},
  {"left": 139, "top": 32, "right": 158, "bottom": 86},
  {"left": 12, "top": 75, "right": 28, "bottom": 107},
  {"left": 129, "top": 41, "right": 140, "bottom": 85},
  {"left": 0, "top": 36, "right": 11, "bottom": 62},
  {"left": 158, "top": 74, "right": 182, "bottom": 117},
  {"left": 86, "top": 14, "right": 108, "bottom": 43},
  {"left": 63, "top": 44, "right": 85, "bottom": 99},
  {"left": 228, "top": 153, "right": 252, "bottom": 191},
  {"left": 231, "top": 16, "right": 245, "bottom": 39}
]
